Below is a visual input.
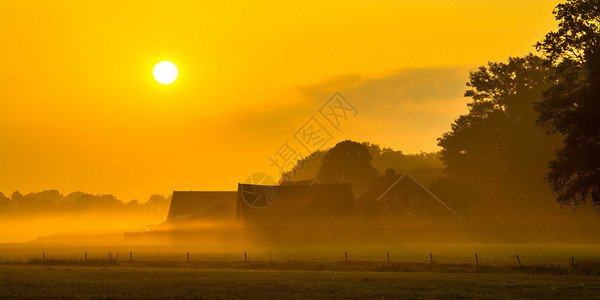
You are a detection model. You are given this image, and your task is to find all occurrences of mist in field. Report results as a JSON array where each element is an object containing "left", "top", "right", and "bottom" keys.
[
  {"left": 0, "top": 191, "right": 168, "bottom": 244},
  {"left": 1, "top": 134, "right": 599, "bottom": 251}
]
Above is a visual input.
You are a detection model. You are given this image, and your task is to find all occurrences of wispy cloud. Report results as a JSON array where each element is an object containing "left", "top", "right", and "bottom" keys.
[
  {"left": 300, "top": 66, "right": 472, "bottom": 112},
  {"left": 200, "top": 66, "right": 473, "bottom": 153}
]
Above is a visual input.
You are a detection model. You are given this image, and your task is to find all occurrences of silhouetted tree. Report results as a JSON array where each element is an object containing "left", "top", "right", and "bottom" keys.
[
  {"left": 71, "top": 192, "right": 124, "bottom": 212},
  {"left": 0, "top": 192, "right": 12, "bottom": 212},
  {"left": 535, "top": 0, "right": 600, "bottom": 209},
  {"left": 0, "top": 189, "right": 169, "bottom": 217},
  {"left": 367, "top": 143, "right": 443, "bottom": 173},
  {"left": 316, "top": 140, "right": 378, "bottom": 183},
  {"left": 437, "top": 55, "right": 561, "bottom": 214},
  {"left": 126, "top": 199, "right": 142, "bottom": 211},
  {"left": 279, "top": 150, "right": 327, "bottom": 183},
  {"left": 11, "top": 191, "right": 23, "bottom": 202},
  {"left": 21, "top": 190, "right": 62, "bottom": 212},
  {"left": 280, "top": 142, "right": 442, "bottom": 184},
  {"left": 10, "top": 191, "right": 26, "bottom": 212},
  {"left": 145, "top": 194, "right": 170, "bottom": 215}
]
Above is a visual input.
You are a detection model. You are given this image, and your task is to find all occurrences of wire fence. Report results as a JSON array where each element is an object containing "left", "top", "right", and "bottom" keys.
[{"left": 1, "top": 249, "right": 597, "bottom": 271}]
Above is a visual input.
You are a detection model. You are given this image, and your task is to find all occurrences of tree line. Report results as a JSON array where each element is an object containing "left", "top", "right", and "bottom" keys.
[
  {"left": 437, "top": 0, "right": 599, "bottom": 213},
  {"left": 0, "top": 190, "right": 170, "bottom": 216},
  {"left": 280, "top": 142, "right": 443, "bottom": 186}
]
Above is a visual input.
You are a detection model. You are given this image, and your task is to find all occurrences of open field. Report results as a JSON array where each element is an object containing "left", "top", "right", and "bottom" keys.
[
  {"left": 2, "top": 243, "right": 599, "bottom": 266},
  {"left": 1, "top": 243, "right": 599, "bottom": 298},
  {"left": 1, "top": 265, "right": 599, "bottom": 299}
]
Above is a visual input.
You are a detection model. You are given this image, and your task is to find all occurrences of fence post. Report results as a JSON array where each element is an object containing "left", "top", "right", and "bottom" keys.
[
  {"left": 244, "top": 251, "right": 247, "bottom": 262},
  {"left": 187, "top": 252, "right": 190, "bottom": 263},
  {"left": 42, "top": 252, "right": 45, "bottom": 262},
  {"left": 571, "top": 257, "right": 574, "bottom": 267},
  {"left": 475, "top": 253, "right": 479, "bottom": 268},
  {"left": 85, "top": 251, "right": 87, "bottom": 262},
  {"left": 345, "top": 251, "right": 348, "bottom": 263},
  {"left": 387, "top": 252, "right": 390, "bottom": 263},
  {"left": 130, "top": 251, "right": 132, "bottom": 262},
  {"left": 516, "top": 254, "right": 521, "bottom": 267},
  {"left": 430, "top": 253, "right": 433, "bottom": 263}
]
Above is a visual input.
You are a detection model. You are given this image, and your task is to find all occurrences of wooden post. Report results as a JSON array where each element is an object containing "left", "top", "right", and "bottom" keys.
[
  {"left": 571, "top": 257, "right": 574, "bottom": 267},
  {"left": 85, "top": 251, "right": 87, "bottom": 262},
  {"left": 116, "top": 252, "right": 119, "bottom": 260},
  {"left": 109, "top": 252, "right": 112, "bottom": 260},
  {"left": 345, "top": 251, "right": 348, "bottom": 262},
  {"left": 387, "top": 252, "right": 390, "bottom": 263},
  {"left": 430, "top": 253, "right": 433, "bottom": 263},
  {"left": 244, "top": 251, "right": 247, "bottom": 262},
  {"left": 516, "top": 254, "right": 521, "bottom": 267},
  {"left": 42, "top": 252, "right": 45, "bottom": 262},
  {"left": 129, "top": 251, "right": 132, "bottom": 262},
  {"left": 187, "top": 252, "right": 190, "bottom": 263},
  {"left": 475, "top": 253, "right": 479, "bottom": 268}
]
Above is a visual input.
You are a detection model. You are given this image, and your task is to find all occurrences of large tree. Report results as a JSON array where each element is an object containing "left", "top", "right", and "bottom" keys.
[
  {"left": 316, "top": 140, "right": 378, "bottom": 183},
  {"left": 437, "top": 55, "right": 560, "bottom": 213},
  {"left": 535, "top": 0, "right": 600, "bottom": 209}
]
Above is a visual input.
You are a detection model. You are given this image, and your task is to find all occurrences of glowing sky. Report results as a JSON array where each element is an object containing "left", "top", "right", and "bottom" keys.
[{"left": 0, "top": 0, "right": 559, "bottom": 201}]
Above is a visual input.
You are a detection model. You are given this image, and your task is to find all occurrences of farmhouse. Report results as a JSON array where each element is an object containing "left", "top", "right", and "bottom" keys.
[
  {"left": 135, "top": 171, "right": 460, "bottom": 243},
  {"left": 350, "top": 169, "right": 462, "bottom": 228},
  {"left": 236, "top": 183, "right": 355, "bottom": 240}
]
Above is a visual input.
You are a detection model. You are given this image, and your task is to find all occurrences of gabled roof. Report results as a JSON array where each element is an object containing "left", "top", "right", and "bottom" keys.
[
  {"left": 351, "top": 173, "right": 463, "bottom": 219},
  {"left": 166, "top": 191, "right": 237, "bottom": 222}
]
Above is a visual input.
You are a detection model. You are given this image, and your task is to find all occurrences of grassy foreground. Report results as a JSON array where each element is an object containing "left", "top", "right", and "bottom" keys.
[{"left": 1, "top": 265, "right": 599, "bottom": 299}]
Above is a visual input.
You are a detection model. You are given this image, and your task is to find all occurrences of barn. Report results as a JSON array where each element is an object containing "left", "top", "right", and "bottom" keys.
[
  {"left": 166, "top": 191, "right": 237, "bottom": 224},
  {"left": 236, "top": 183, "right": 356, "bottom": 241},
  {"left": 131, "top": 191, "right": 240, "bottom": 243},
  {"left": 134, "top": 172, "right": 460, "bottom": 243},
  {"left": 350, "top": 169, "right": 462, "bottom": 229}
]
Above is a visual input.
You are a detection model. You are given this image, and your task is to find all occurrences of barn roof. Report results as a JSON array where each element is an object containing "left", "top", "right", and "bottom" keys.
[
  {"left": 166, "top": 191, "right": 237, "bottom": 223},
  {"left": 351, "top": 173, "right": 462, "bottom": 219},
  {"left": 236, "top": 183, "right": 356, "bottom": 228}
]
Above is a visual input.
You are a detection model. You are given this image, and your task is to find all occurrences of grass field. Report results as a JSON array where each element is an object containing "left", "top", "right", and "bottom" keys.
[
  {"left": 2, "top": 243, "right": 600, "bottom": 265},
  {"left": 1, "top": 243, "right": 599, "bottom": 298},
  {"left": 1, "top": 265, "right": 599, "bottom": 299}
]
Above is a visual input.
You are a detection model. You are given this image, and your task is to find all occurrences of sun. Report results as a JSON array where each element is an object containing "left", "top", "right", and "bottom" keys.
[{"left": 153, "top": 61, "right": 178, "bottom": 85}]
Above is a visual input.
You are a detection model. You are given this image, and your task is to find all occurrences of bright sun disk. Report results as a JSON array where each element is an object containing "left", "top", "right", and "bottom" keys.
[{"left": 153, "top": 61, "right": 178, "bottom": 85}]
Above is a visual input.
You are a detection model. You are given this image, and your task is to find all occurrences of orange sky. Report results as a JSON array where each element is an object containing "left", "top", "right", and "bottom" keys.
[{"left": 0, "top": 0, "right": 559, "bottom": 201}]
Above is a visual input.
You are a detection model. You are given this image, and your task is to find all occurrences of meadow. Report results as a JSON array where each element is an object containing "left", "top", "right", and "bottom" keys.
[
  {"left": 1, "top": 264, "right": 599, "bottom": 299},
  {"left": 1, "top": 243, "right": 599, "bottom": 298}
]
